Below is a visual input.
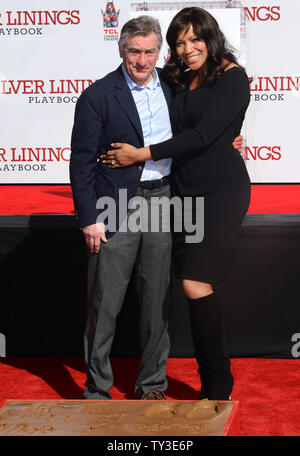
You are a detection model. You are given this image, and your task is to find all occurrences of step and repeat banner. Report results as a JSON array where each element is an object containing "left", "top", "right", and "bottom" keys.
[{"left": 0, "top": 0, "right": 299, "bottom": 183}]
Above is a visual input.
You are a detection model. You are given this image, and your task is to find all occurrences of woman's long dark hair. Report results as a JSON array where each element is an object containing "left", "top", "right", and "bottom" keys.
[{"left": 162, "top": 7, "right": 238, "bottom": 91}]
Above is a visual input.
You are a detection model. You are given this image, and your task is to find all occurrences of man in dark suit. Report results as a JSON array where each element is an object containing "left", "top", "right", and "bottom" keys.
[{"left": 70, "top": 16, "right": 173, "bottom": 400}]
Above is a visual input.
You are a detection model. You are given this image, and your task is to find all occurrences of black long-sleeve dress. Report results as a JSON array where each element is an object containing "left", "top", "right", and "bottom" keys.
[{"left": 150, "top": 67, "right": 251, "bottom": 283}]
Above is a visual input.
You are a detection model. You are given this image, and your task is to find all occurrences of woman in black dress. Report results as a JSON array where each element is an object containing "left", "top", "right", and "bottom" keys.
[{"left": 104, "top": 7, "right": 251, "bottom": 400}]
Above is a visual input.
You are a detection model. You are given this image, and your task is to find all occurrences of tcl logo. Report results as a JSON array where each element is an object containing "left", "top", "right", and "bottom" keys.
[
  {"left": 245, "top": 6, "right": 280, "bottom": 21},
  {"left": 243, "top": 146, "right": 281, "bottom": 161},
  {"left": 104, "top": 29, "right": 118, "bottom": 34}
]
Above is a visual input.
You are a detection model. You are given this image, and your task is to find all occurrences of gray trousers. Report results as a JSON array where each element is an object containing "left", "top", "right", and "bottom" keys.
[{"left": 83, "top": 183, "right": 172, "bottom": 399}]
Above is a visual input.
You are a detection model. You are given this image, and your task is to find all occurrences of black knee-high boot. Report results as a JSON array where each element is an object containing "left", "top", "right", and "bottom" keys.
[{"left": 188, "top": 292, "right": 234, "bottom": 400}]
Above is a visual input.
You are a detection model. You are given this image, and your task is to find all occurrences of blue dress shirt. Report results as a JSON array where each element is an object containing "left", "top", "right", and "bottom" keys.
[{"left": 122, "top": 64, "right": 172, "bottom": 181}]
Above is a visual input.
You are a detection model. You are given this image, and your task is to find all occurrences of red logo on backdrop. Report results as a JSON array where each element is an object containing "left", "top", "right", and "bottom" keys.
[
  {"left": 102, "top": 1, "right": 120, "bottom": 27},
  {"left": 0, "top": 78, "right": 97, "bottom": 104},
  {"left": 101, "top": 0, "right": 120, "bottom": 41},
  {"left": 244, "top": 6, "right": 280, "bottom": 21},
  {"left": 0, "top": 10, "right": 80, "bottom": 35},
  {"left": 243, "top": 146, "right": 281, "bottom": 161},
  {"left": 0, "top": 147, "right": 71, "bottom": 173},
  {"left": 249, "top": 75, "right": 300, "bottom": 102}
]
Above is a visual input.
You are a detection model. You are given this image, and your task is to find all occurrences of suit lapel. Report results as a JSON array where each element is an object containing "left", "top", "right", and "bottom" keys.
[
  {"left": 112, "top": 66, "right": 174, "bottom": 144},
  {"left": 113, "top": 66, "right": 144, "bottom": 144}
]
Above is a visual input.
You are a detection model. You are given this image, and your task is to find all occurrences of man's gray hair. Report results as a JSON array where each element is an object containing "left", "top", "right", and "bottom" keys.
[{"left": 119, "top": 15, "right": 163, "bottom": 50}]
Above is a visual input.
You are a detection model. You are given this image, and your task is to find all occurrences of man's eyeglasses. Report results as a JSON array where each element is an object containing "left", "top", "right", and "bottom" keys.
[{"left": 125, "top": 47, "right": 158, "bottom": 58}]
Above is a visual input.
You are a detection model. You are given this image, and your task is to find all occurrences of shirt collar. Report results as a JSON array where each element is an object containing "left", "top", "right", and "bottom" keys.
[{"left": 121, "top": 64, "right": 160, "bottom": 91}]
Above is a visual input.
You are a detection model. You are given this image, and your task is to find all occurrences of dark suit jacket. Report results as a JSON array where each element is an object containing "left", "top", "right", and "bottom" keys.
[{"left": 70, "top": 65, "right": 173, "bottom": 236}]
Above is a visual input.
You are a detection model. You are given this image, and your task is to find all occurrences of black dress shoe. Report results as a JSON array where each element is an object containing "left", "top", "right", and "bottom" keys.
[
  {"left": 207, "top": 373, "right": 234, "bottom": 400},
  {"left": 198, "top": 372, "right": 234, "bottom": 400},
  {"left": 141, "top": 390, "right": 165, "bottom": 400}
]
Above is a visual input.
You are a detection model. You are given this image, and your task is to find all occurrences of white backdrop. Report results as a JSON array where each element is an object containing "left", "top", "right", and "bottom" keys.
[{"left": 0, "top": 0, "right": 299, "bottom": 183}]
